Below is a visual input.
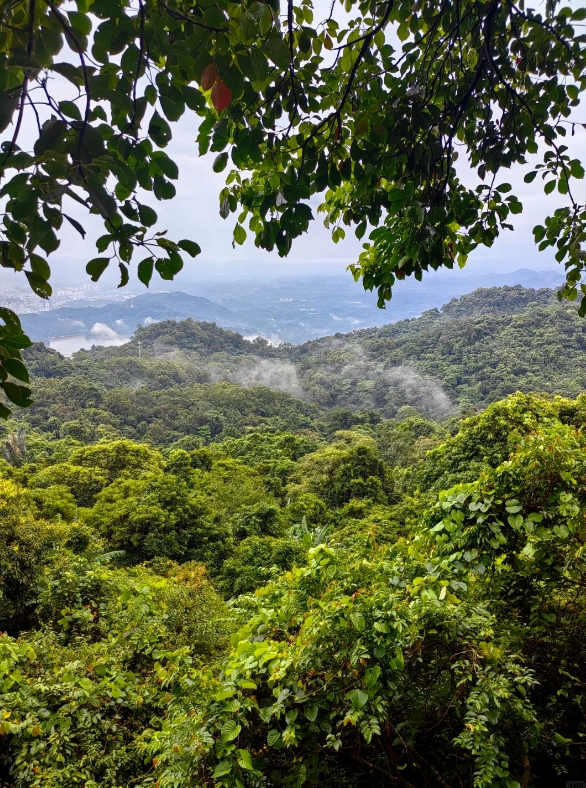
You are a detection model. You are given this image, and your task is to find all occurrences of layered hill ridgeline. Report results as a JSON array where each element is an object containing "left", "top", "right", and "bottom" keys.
[
  {"left": 12, "top": 285, "right": 586, "bottom": 445},
  {"left": 17, "top": 269, "right": 565, "bottom": 347},
  {"left": 290, "top": 284, "right": 582, "bottom": 412}
]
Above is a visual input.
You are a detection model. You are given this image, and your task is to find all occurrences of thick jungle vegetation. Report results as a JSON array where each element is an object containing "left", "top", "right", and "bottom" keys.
[
  {"left": 0, "top": 386, "right": 585, "bottom": 787},
  {"left": 1, "top": 0, "right": 586, "bottom": 413},
  {"left": 0, "top": 285, "right": 585, "bottom": 787}
]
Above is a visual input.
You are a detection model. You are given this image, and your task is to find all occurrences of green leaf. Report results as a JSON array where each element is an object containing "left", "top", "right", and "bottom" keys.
[
  {"left": 52, "top": 62, "right": 84, "bottom": 86},
  {"left": 144, "top": 84, "right": 157, "bottom": 105},
  {"left": 350, "top": 611, "right": 365, "bottom": 631},
  {"left": 349, "top": 689, "right": 368, "bottom": 710},
  {"left": 262, "top": 38, "right": 291, "bottom": 69},
  {"left": 29, "top": 253, "right": 51, "bottom": 280},
  {"left": 63, "top": 214, "right": 86, "bottom": 238},
  {"left": 233, "top": 225, "right": 247, "bottom": 245},
  {"left": 1, "top": 381, "right": 32, "bottom": 407},
  {"left": 397, "top": 23, "right": 409, "bottom": 41},
  {"left": 237, "top": 749, "right": 253, "bottom": 770},
  {"left": 34, "top": 119, "right": 67, "bottom": 156},
  {"left": 59, "top": 100, "right": 82, "bottom": 120},
  {"left": 24, "top": 271, "right": 52, "bottom": 299},
  {"left": 506, "top": 501, "right": 522, "bottom": 513},
  {"left": 148, "top": 112, "right": 172, "bottom": 148},
  {"left": 304, "top": 704, "right": 318, "bottom": 721},
  {"left": 138, "top": 204, "right": 158, "bottom": 227},
  {"left": 267, "top": 729, "right": 281, "bottom": 746},
  {"left": 87, "top": 186, "right": 117, "bottom": 219},
  {"left": 68, "top": 11, "right": 92, "bottom": 35},
  {"left": 118, "top": 262, "right": 129, "bottom": 287},
  {"left": 213, "top": 152, "right": 229, "bottom": 173},
  {"left": 213, "top": 761, "right": 233, "bottom": 778},
  {"left": 137, "top": 257, "right": 154, "bottom": 286},
  {"left": 86, "top": 257, "right": 110, "bottom": 281},
  {"left": 3, "top": 358, "right": 29, "bottom": 383},
  {"left": 177, "top": 240, "right": 201, "bottom": 257},
  {"left": 221, "top": 720, "right": 241, "bottom": 742},
  {"left": 152, "top": 153, "right": 179, "bottom": 179},
  {"left": 153, "top": 176, "right": 176, "bottom": 200}
]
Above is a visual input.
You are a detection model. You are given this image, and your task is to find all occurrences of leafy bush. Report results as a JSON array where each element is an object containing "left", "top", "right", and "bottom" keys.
[
  {"left": 87, "top": 471, "right": 228, "bottom": 565},
  {"left": 0, "top": 559, "right": 228, "bottom": 787},
  {"left": 0, "top": 479, "right": 68, "bottom": 632},
  {"left": 146, "top": 420, "right": 586, "bottom": 787}
]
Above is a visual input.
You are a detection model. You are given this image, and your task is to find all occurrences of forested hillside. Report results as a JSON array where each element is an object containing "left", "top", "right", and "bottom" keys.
[
  {"left": 11, "top": 286, "right": 586, "bottom": 445},
  {"left": 290, "top": 285, "right": 586, "bottom": 412},
  {"left": 0, "top": 286, "right": 585, "bottom": 787}
]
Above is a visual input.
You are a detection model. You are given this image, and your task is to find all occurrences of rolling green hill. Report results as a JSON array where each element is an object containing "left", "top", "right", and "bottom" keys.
[
  {"left": 1, "top": 286, "right": 585, "bottom": 787},
  {"left": 290, "top": 285, "right": 585, "bottom": 414},
  {"left": 14, "top": 285, "right": 586, "bottom": 443}
]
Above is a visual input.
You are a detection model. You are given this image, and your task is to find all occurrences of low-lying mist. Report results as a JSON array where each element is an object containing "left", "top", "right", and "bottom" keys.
[{"left": 144, "top": 338, "right": 456, "bottom": 420}]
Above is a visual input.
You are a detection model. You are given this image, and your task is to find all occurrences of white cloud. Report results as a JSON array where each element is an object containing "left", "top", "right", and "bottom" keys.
[{"left": 91, "top": 322, "right": 120, "bottom": 339}]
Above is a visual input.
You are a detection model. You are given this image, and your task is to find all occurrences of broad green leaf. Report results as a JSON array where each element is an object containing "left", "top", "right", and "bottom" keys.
[
  {"left": 178, "top": 240, "right": 201, "bottom": 257},
  {"left": 349, "top": 689, "right": 368, "bottom": 710},
  {"left": 237, "top": 749, "right": 253, "bottom": 770},
  {"left": 86, "top": 257, "right": 110, "bottom": 281},
  {"left": 304, "top": 704, "right": 318, "bottom": 721},
  {"left": 213, "top": 760, "right": 233, "bottom": 778},
  {"left": 221, "top": 720, "right": 241, "bottom": 742},
  {"left": 233, "top": 225, "right": 247, "bottom": 245},
  {"left": 213, "top": 152, "right": 229, "bottom": 173},
  {"left": 3, "top": 358, "right": 29, "bottom": 383},
  {"left": 262, "top": 38, "right": 290, "bottom": 69}
]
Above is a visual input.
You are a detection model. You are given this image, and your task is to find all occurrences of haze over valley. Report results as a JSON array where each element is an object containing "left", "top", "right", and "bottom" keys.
[{"left": 8, "top": 267, "right": 564, "bottom": 353}]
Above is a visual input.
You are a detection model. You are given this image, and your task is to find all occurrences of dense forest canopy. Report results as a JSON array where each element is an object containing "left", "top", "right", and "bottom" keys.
[
  {"left": 0, "top": 284, "right": 584, "bottom": 786},
  {"left": 1, "top": 0, "right": 586, "bottom": 413},
  {"left": 1, "top": 388, "right": 585, "bottom": 786}
]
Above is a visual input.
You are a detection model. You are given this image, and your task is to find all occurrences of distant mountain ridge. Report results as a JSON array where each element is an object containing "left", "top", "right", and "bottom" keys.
[
  {"left": 23, "top": 284, "right": 586, "bottom": 424},
  {"left": 21, "top": 292, "right": 232, "bottom": 344},
  {"left": 20, "top": 268, "right": 565, "bottom": 347}
]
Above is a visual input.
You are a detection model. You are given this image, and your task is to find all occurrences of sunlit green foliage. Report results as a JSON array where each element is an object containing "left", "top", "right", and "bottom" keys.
[
  {"left": 144, "top": 413, "right": 586, "bottom": 788},
  {"left": 0, "top": 387, "right": 585, "bottom": 785},
  {"left": 0, "top": 559, "right": 227, "bottom": 787},
  {"left": 289, "top": 431, "right": 393, "bottom": 508},
  {"left": 0, "top": 478, "right": 68, "bottom": 631}
]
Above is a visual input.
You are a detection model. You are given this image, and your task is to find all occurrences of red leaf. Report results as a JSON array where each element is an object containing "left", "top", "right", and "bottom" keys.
[
  {"left": 201, "top": 63, "right": 218, "bottom": 91},
  {"left": 212, "top": 80, "right": 232, "bottom": 113}
]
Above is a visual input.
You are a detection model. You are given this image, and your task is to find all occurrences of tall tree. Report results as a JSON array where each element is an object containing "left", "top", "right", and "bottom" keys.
[{"left": 1, "top": 0, "right": 585, "bottom": 413}]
